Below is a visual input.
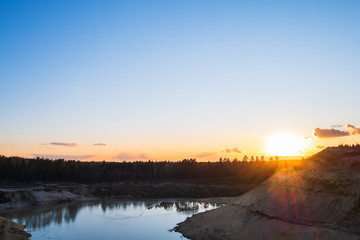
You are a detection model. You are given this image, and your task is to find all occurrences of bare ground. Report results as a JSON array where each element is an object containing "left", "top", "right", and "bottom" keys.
[
  {"left": 0, "top": 217, "right": 31, "bottom": 240},
  {"left": 175, "top": 158, "right": 360, "bottom": 240}
]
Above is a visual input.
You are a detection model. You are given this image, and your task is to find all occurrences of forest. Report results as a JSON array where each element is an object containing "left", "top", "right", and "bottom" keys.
[{"left": 0, "top": 155, "right": 284, "bottom": 184}]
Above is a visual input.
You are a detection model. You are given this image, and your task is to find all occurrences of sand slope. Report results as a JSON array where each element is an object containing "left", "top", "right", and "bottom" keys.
[
  {"left": 0, "top": 217, "right": 31, "bottom": 240},
  {"left": 0, "top": 187, "right": 83, "bottom": 211},
  {"left": 176, "top": 152, "right": 360, "bottom": 239}
]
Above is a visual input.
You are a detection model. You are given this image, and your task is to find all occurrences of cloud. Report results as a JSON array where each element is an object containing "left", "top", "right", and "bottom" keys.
[
  {"left": 331, "top": 124, "right": 343, "bottom": 128},
  {"left": 346, "top": 124, "right": 360, "bottom": 135},
  {"left": 32, "top": 154, "right": 94, "bottom": 161},
  {"left": 313, "top": 123, "right": 360, "bottom": 138},
  {"left": 194, "top": 152, "right": 217, "bottom": 158},
  {"left": 116, "top": 152, "right": 149, "bottom": 161},
  {"left": 93, "top": 143, "right": 106, "bottom": 146},
  {"left": 225, "top": 148, "right": 242, "bottom": 154},
  {"left": 49, "top": 142, "right": 79, "bottom": 147},
  {"left": 313, "top": 128, "right": 349, "bottom": 138},
  {"left": 316, "top": 146, "right": 326, "bottom": 149}
]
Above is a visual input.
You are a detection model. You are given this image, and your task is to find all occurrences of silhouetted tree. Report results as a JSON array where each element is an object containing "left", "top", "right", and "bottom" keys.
[{"left": 0, "top": 155, "right": 282, "bottom": 184}]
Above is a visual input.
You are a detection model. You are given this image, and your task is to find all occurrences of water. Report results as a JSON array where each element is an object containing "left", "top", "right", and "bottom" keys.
[{"left": 0, "top": 200, "right": 221, "bottom": 240}]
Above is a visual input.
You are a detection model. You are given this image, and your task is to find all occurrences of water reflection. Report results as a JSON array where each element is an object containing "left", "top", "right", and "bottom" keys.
[
  {"left": 0, "top": 202, "right": 83, "bottom": 230},
  {"left": 0, "top": 200, "right": 221, "bottom": 232},
  {"left": 149, "top": 201, "right": 221, "bottom": 213}
]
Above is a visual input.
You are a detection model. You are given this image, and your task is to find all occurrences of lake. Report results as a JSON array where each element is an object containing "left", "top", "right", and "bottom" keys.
[{"left": 0, "top": 200, "right": 221, "bottom": 240}]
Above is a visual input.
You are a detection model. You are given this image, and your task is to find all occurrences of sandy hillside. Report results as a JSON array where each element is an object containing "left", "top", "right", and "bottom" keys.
[
  {"left": 176, "top": 147, "right": 360, "bottom": 240},
  {"left": 0, "top": 187, "right": 83, "bottom": 211},
  {"left": 0, "top": 217, "right": 31, "bottom": 240}
]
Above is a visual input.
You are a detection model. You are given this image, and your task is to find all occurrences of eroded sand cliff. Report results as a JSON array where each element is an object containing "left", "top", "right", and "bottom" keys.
[
  {"left": 0, "top": 217, "right": 31, "bottom": 240},
  {"left": 0, "top": 187, "right": 84, "bottom": 211},
  {"left": 176, "top": 148, "right": 360, "bottom": 240}
]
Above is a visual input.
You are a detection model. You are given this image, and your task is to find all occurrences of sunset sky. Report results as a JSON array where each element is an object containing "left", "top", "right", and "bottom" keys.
[{"left": 1, "top": 0, "right": 360, "bottom": 161}]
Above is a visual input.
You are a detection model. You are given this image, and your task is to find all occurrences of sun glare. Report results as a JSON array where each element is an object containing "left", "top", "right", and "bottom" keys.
[{"left": 265, "top": 133, "right": 307, "bottom": 156}]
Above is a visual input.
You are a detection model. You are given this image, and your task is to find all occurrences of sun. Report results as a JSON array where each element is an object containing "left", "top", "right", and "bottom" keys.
[{"left": 265, "top": 133, "right": 308, "bottom": 156}]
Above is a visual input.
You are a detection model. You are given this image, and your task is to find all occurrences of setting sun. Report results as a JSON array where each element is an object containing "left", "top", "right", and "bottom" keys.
[{"left": 265, "top": 133, "right": 308, "bottom": 156}]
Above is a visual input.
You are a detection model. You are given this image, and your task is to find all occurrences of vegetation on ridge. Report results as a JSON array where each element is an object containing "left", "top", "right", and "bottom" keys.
[{"left": 0, "top": 156, "right": 280, "bottom": 184}]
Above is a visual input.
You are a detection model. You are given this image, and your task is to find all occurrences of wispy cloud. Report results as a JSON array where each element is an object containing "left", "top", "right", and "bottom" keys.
[
  {"left": 194, "top": 152, "right": 217, "bottom": 158},
  {"left": 49, "top": 142, "right": 79, "bottom": 147},
  {"left": 93, "top": 143, "right": 106, "bottom": 146},
  {"left": 346, "top": 124, "right": 360, "bottom": 135},
  {"left": 225, "top": 148, "right": 242, "bottom": 154},
  {"left": 32, "top": 154, "right": 94, "bottom": 161},
  {"left": 313, "top": 123, "right": 360, "bottom": 138},
  {"left": 116, "top": 152, "right": 149, "bottom": 161},
  {"left": 331, "top": 124, "right": 343, "bottom": 128},
  {"left": 313, "top": 128, "right": 349, "bottom": 138}
]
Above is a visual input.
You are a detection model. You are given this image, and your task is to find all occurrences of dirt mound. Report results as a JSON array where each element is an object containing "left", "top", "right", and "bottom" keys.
[
  {"left": 0, "top": 217, "right": 31, "bottom": 240},
  {"left": 176, "top": 147, "right": 360, "bottom": 239},
  {"left": 0, "top": 187, "right": 82, "bottom": 211}
]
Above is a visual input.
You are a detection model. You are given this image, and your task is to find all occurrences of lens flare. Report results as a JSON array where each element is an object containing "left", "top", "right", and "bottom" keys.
[{"left": 265, "top": 133, "right": 308, "bottom": 156}]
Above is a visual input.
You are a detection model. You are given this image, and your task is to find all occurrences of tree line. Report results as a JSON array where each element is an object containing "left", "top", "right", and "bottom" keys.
[
  {"left": 219, "top": 155, "right": 279, "bottom": 162},
  {"left": 0, "top": 155, "right": 280, "bottom": 184}
]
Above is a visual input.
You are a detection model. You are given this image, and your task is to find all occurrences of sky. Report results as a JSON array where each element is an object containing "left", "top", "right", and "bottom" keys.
[{"left": 1, "top": 0, "right": 360, "bottom": 161}]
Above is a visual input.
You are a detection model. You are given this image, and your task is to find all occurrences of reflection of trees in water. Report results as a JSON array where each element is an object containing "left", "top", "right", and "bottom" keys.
[
  {"left": 0, "top": 201, "right": 222, "bottom": 230},
  {"left": 1, "top": 200, "right": 154, "bottom": 229},
  {"left": 149, "top": 201, "right": 221, "bottom": 212},
  {"left": 0, "top": 202, "right": 82, "bottom": 230},
  {"left": 100, "top": 201, "right": 158, "bottom": 213}
]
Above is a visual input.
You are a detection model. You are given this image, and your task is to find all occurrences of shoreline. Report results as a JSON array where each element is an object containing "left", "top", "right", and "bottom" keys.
[
  {"left": 0, "top": 181, "right": 253, "bottom": 212},
  {"left": 0, "top": 186, "right": 95, "bottom": 212},
  {"left": 174, "top": 158, "right": 360, "bottom": 240},
  {"left": 0, "top": 217, "right": 31, "bottom": 240},
  {"left": 0, "top": 185, "right": 237, "bottom": 240}
]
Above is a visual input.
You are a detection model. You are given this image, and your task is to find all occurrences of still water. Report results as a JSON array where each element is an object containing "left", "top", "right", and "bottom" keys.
[{"left": 1, "top": 200, "right": 221, "bottom": 240}]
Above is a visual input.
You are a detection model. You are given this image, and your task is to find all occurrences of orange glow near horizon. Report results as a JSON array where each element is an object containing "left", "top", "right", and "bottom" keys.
[
  {"left": 6, "top": 133, "right": 360, "bottom": 161},
  {"left": 265, "top": 133, "right": 309, "bottom": 157}
]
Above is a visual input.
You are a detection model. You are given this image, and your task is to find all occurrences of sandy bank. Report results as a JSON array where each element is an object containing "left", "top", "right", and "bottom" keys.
[
  {"left": 0, "top": 182, "right": 255, "bottom": 211},
  {"left": 176, "top": 155, "right": 360, "bottom": 239},
  {"left": 0, "top": 216, "right": 31, "bottom": 240},
  {"left": 0, "top": 186, "right": 93, "bottom": 211},
  {"left": 194, "top": 197, "right": 236, "bottom": 205}
]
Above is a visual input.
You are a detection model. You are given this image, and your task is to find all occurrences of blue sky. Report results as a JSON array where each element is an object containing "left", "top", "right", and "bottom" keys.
[{"left": 1, "top": 0, "right": 360, "bottom": 161}]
